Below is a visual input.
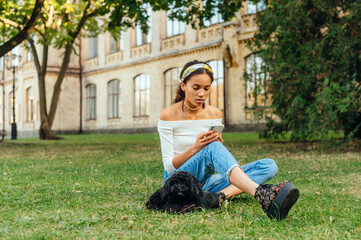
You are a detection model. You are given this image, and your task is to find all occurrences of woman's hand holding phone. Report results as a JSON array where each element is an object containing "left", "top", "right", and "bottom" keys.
[
  {"left": 217, "top": 133, "right": 224, "bottom": 143},
  {"left": 194, "top": 130, "right": 222, "bottom": 152},
  {"left": 208, "top": 125, "right": 224, "bottom": 143}
]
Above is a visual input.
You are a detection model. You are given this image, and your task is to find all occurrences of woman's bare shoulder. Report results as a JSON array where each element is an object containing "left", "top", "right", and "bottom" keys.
[
  {"left": 160, "top": 102, "right": 182, "bottom": 121},
  {"left": 206, "top": 105, "right": 223, "bottom": 119}
]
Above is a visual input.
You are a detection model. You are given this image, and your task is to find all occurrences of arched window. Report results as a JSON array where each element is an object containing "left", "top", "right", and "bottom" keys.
[
  {"left": 245, "top": 53, "right": 268, "bottom": 108},
  {"left": 86, "top": 84, "right": 96, "bottom": 120},
  {"left": 136, "top": 4, "right": 152, "bottom": 46},
  {"left": 203, "top": 0, "right": 223, "bottom": 27},
  {"left": 134, "top": 74, "right": 150, "bottom": 117},
  {"left": 26, "top": 87, "right": 35, "bottom": 121},
  {"left": 207, "top": 60, "right": 224, "bottom": 111},
  {"left": 164, "top": 68, "right": 181, "bottom": 107},
  {"left": 108, "top": 80, "right": 121, "bottom": 119}
]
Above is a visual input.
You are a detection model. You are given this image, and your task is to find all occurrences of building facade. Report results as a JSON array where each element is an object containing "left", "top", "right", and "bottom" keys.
[{"left": 0, "top": 2, "right": 270, "bottom": 139}]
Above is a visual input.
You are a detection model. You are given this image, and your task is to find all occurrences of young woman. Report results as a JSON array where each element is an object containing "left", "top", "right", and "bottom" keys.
[{"left": 158, "top": 60, "right": 299, "bottom": 219}]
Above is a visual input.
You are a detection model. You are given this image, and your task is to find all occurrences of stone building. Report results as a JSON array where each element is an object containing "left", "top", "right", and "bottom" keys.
[{"left": 0, "top": 2, "right": 270, "bottom": 139}]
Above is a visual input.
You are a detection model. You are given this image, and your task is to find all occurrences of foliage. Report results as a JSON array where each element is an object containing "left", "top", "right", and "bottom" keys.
[
  {"left": 0, "top": 0, "right": 243, "bottom": 139},
  {"left": 0, "top": 0, "right": 44, "bottom": 57},
  {"left": 0, "top": 0, "right": 33, "bottom": 39},
  {"left": 0, "top": 133, "right": 360, "bottom": 238},
  {"left": 250, "top": 0, "right": 361, "bottom": 141},
  {"left": 1, "top": 0, "right": 244, "bottom": 51}
]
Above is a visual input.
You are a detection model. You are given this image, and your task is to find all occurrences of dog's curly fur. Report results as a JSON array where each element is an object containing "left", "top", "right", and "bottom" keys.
[{"left": 146, "top": 171, "right": 224, "bottom": 214}]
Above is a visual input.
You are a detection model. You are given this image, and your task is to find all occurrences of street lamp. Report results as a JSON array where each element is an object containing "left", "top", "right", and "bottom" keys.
[
  {"left": 5, "top": 51, "right": 22, "bottom": 140},
  {"left": 1, "top": 57, "right": 6, "bottom": 141}
]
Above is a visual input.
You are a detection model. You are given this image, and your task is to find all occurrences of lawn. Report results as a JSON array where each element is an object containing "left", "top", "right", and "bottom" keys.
[{"left": 0, "top": 133, "right": 360, "bottom": 239}]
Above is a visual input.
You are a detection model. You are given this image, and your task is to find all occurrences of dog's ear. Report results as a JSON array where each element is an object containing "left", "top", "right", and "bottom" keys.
[
  {"left": 189, "top": 173, "right": 203, "bottom": 197},
  {"left": 161, "top": 178, "right": 170, "bottom": 200}
]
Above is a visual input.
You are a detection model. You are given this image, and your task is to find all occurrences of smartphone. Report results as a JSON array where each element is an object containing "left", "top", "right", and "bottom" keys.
[{"left": 209, "top": 124, "right": 224, "bottom": 134}]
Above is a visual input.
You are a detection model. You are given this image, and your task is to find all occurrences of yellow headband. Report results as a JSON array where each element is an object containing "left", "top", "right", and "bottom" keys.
[{"left": 181, "top": 63, "right": 214, "bottom": 81}]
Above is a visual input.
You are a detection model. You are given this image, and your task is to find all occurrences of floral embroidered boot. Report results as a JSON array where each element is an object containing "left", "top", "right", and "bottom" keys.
[{"left": 254, "top": 180, "right": 299, "bottom": 220}]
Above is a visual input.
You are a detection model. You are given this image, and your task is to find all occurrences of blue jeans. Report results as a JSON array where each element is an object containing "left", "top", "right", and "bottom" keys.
[{"left": 163, "top": 141, "right": 278, "bottom": 193}]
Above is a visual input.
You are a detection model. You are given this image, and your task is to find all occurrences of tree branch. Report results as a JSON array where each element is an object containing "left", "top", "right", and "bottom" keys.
[
  {"left": 0, "top": 0, "right": 45, "bottom": 57},
  {"left": 69, "top": 0, "right": 94, "bottom": 40},
  {"left": 47, "top": 0, "right": 95, "bottom": 127},
  {"left": 0, "top": 17, "right": 20, "bottom": 28},
  {"left": 28, "top": 37, "right": 40, "bottom": 74}
]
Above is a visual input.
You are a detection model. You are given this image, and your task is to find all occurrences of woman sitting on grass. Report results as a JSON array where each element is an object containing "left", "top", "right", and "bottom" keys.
[{"left": 157, "top": 60, "right": 299, "bottom": 219}]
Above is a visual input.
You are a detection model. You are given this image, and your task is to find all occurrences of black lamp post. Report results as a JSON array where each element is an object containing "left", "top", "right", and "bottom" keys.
[
  {"left": 1, "top": 57, "right": 5, "bottom": 141},
  {"left": 5, "top": 52, "right": 21, "bottom": 140}
]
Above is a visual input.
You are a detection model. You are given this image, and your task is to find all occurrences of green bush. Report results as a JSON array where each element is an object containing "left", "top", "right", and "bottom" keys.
[{"left": 249, "top": 0, "right": 361, "bottom": 140}]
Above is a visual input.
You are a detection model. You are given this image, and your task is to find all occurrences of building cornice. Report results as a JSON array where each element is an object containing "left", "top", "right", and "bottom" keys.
[
  {"left": 82, "top": 40, "right": 223, "bottom": 77},
  {"left": 40, "top": 65, "right": 81, "bottom": 77}
]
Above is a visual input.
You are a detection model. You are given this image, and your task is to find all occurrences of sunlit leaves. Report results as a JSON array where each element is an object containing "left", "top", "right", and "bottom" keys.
[{"left": 1, "top": 0, "right": 244, "bottom": 49}]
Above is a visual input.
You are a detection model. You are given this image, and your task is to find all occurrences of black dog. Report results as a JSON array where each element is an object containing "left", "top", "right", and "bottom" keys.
[{"left": 146, "top": 171, "right": 225, "bottom": 214}]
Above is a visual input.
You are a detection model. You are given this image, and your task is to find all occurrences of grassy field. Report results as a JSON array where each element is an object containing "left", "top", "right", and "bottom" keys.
[{"left": 0, "top": 133, "right": 360, "bottom": 239}]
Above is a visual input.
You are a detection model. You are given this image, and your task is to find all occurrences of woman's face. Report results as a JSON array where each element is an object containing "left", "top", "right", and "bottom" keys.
[{"left": 181, "top": 73, "right": 212, "bottom": 107}]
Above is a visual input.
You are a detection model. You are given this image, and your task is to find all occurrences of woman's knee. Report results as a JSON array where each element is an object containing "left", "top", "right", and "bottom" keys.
[
  {"left": 206, "top": 141, "right": 224, "bottom": 151},
  {"left": 262, "top": 158, "right": 278, "bottom": 177}
]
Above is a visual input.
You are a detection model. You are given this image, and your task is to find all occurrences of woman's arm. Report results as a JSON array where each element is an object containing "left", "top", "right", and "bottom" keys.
[
  {"left": 172, "top": 130, "right": 220, "bottom": 169},
  {"left": 160, "top": 105, "right": 223, "bottom": 171}
]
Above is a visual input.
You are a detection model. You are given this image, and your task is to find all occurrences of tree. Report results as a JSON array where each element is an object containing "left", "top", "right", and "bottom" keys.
[
  {"left": 250, "top": 0, "right": 361, "bottom": 140},
  {"left": 1, "top": 0, "right": 243, "bottom": 139},
  {"left": 0, "top": 0, "right": 44, "bottom": 57}
]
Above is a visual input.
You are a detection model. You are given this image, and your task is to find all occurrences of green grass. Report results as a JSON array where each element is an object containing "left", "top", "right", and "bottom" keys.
[{"left": 0, "top": 133, "right": 360, "bottom": 239}]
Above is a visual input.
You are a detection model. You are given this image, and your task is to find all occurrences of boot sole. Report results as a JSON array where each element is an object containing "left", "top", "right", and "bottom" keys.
[{"left": 267, "top": 182, "right": 299, "bottom": 220}]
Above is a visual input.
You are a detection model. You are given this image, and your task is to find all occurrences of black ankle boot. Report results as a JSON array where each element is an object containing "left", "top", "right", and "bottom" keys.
[{"left": 254, "top": 180, "right": 299, "bottom": 220}]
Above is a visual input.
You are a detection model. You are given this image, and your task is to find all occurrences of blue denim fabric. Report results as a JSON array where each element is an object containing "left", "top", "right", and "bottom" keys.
[{"left": 163, "top": 141, "right": 278, "bottom": 193}]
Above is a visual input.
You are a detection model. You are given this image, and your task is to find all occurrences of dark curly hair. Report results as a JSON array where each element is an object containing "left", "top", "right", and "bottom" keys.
[{"left": 173, "top": 60, "right": 214, "bottom": 109}]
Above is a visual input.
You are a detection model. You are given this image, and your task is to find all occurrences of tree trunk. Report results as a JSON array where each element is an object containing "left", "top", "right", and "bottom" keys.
[
  {"left": 38, "top": 42, "right": 77, "bottom": 139},
  {"left": 46, "top": 43, "right": 73, "bottom": 129},
  {"left": 39, "top": 118, "right": 62, "bottom": 140},
  {"left": 29, "top": 37, "right": 60, "bottom": 140},
  {"left": 39, "top": 2, "right": 93, "bottom": 139},
  {"left": 32, "top": 1, "right": 92, "bottom": 139}
]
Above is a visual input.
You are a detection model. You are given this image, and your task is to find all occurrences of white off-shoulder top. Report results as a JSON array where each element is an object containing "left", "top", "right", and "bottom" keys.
[{"left": 158, "top": 118, "right": 223, "bottom": 174}]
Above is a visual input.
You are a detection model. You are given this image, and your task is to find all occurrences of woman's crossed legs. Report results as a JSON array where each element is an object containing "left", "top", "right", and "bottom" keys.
[
  {"left": 163, "top": 141, "right": 278, "bottom": 198},
  {"left": 162, "top": 141, "right": 299, "bottom": 220}
]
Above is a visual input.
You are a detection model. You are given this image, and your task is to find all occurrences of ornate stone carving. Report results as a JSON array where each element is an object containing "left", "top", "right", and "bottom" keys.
[
  {"left": 223, "top": 44, "right": 239, "bottom": 68},
  {"left": 106, "top": 51, "right": 123, "bottom": 65},
  {"left": 84, "top": 58, "right": 98, "bottom": 71},
  {"left": 22, "top": 61, "right": 34, "bottom": 73},
  {"left": 199, "top": 25, "right": 222, "bottom": 43},
  {"left": 133, "top": 117, "right": 149, "bottom": 126},
  {"left": 161, "top": 34, "right": 185, "bottom": 52},
  {"left": 241, "top": 14, "right": 257, "bottom": 32},
  {"left": 107, "top": 119, "right": 122, "bottom": 127},
  {"left": 132, "top": 44, "right": 151, "bottom": 58}
]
